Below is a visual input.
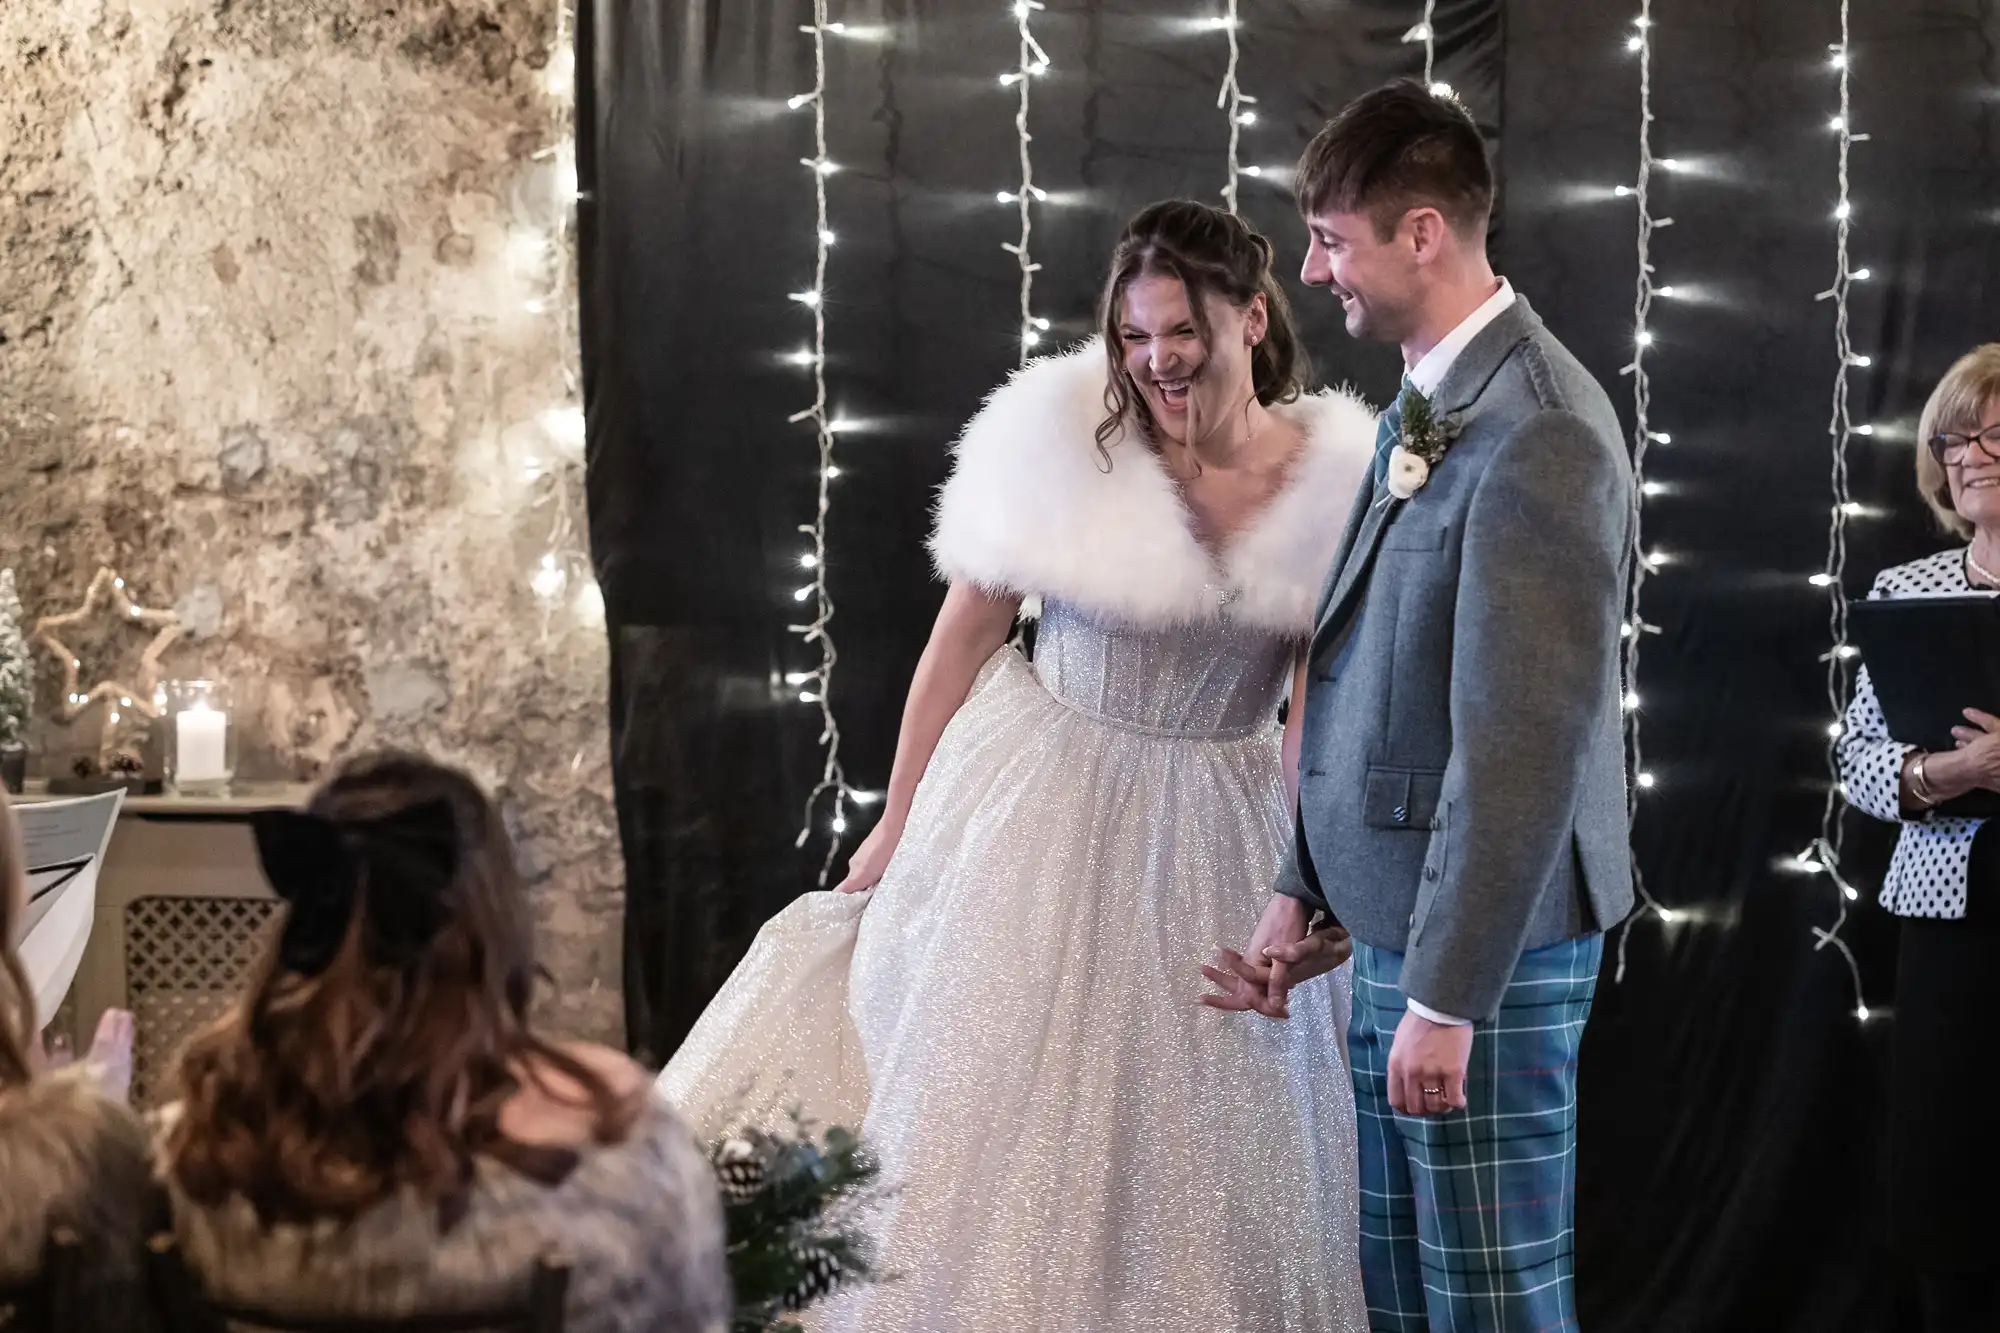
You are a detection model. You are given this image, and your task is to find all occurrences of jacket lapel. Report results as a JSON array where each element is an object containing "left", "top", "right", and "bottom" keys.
[
  {"left": 1310, "top": 491, "right": 1402, "bottom": 654},
  {"left": 1311, "top": 474, "right": 1376, "bottom": 627},
  {"left": 1308, "top": 296, "right": 1545, "bottom": 653}
]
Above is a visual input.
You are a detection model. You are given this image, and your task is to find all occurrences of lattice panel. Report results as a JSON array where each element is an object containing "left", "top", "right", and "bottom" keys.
[{"left": 124, "top": 895, "right": 279, "bottom": 1107}]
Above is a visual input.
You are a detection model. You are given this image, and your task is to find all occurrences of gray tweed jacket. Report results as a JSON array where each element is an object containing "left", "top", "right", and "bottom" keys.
[{"left": 1277, "top": 296, "right": 1637, "bottom": 1020}]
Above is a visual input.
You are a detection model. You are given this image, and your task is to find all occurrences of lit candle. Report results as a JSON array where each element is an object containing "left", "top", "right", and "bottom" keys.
[{"left": 176, "top": 703, "right": 229, "bottom": 784}]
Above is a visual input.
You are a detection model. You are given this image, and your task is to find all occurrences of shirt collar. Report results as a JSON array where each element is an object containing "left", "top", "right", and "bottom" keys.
[{"left": 1406, "top": 278, "right": 1517, "bottom": 398}]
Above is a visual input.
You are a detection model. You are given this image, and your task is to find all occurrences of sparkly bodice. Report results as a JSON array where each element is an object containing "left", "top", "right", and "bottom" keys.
[{"left": 1031, "top": 598, "right": 1295, "bottom": 740}]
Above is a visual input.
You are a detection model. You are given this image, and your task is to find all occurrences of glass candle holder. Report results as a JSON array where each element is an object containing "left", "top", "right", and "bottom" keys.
[{"left": 163, "top": 679, "right": 235, "bottom": 795}]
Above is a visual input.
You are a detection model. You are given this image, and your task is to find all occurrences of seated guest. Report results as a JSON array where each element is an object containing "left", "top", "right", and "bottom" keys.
[
  {"left": 0, "top": 788, "right": 152, "bottom": 1330},
  {"left": 159, "top": 752, "right": 729, "bottom": 1333},
  {"left": 1839, "top": 344, "right": 2000, "bottom": 1331}
]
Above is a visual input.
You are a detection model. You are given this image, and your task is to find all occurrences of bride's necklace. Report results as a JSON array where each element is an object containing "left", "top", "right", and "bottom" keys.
[{"left": 1969, "top": 547, "right": 2000, "bottom": 589}]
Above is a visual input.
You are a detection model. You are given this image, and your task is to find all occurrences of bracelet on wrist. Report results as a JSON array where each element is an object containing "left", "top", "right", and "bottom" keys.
[{"left": 1910, "top": 750, "right": 1939, "bottom": 807}]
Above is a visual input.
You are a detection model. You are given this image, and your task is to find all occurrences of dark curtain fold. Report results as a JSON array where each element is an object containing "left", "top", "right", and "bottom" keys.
[{"left": 580, "top": 2, "right": 2000, "bottom": 1327}]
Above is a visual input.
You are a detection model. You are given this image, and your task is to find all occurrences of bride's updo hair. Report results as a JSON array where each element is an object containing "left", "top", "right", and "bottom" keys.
[{"left": 1095, "top": 199, "right": 1310, "bottom": 455}]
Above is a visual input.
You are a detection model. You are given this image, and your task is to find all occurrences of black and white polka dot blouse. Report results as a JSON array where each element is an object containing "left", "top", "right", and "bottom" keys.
[{"left": 1838, "top": 546, "right": 1992, "bottom": 920}]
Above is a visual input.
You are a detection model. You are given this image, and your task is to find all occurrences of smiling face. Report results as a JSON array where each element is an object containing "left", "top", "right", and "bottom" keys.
[
  {"left": 1299, "top": 205, "right": 1427, "bottom": 346},
  {"left": 1115, "top": 270, "right": 1265, "bottom": 448},
  {"left": 1946, "top": 396, "right": 2000, "bottom": 532}
]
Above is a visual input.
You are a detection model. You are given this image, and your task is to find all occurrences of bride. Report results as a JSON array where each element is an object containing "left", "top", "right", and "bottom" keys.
[{"left": 661, "top": 199, "right": 1374, "bottom": 1331}]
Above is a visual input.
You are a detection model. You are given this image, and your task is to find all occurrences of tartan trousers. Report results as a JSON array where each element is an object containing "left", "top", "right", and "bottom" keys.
[{"left": 1350, "top": 935, "right": 1603, "bottom": 1333}]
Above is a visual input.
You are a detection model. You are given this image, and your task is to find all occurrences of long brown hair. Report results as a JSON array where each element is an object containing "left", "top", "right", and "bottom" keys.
[
  {"left": 1096, "top": 199, "right": 1309, "bottom": 458},
  {"left": 166, "top": 751, "right": 642, "bottom": 1228},
  {"left": 0, "top": 788, "right": 35, "bottom": 1088}
]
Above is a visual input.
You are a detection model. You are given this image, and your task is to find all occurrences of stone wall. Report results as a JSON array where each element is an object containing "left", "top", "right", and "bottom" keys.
[{"left": 0, "top": 0, "right": 619, "bottom": 1042}]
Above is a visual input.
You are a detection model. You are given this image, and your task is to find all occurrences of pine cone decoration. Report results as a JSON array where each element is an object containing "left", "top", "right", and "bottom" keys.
[
  {"left": 782, "top": 1246, "right": 844, "bottom": 1310},
  {"left": 711, "top": 1118, "right": 878, "bottom": 1331},
  {"left": 716, "top": 1141, "right": 767, "bottom": 1205}
]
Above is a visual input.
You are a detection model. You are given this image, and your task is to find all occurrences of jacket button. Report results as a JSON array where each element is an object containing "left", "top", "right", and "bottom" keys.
[
  {"left": 1424, "top": 866, "right": 1439, "bottom": 882},
  {"left": 1393, "top": 805, "right": 1408, "bottom": 824}
]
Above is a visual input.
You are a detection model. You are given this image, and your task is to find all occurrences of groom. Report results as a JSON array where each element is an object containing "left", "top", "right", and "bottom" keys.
[{"left": 1203, "top": 82, "right": 1635, "bottom": 1330}]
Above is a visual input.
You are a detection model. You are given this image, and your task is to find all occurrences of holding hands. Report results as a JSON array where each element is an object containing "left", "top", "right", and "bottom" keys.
[
  {"left": 1200, "top": 894, "right": 1472, "bottom": 1118},
  {"left": 1199, "top": 894, "right": 1351, "bottom": 1020}
]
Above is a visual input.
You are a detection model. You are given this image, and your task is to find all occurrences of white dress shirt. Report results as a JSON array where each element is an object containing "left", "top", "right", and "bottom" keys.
[
  {"left": 1398, "top": 277, "right": 1515, "bottom": 1030},
  {"left": 1407, "top": 278, "right": 1516, "bottom": 398}
]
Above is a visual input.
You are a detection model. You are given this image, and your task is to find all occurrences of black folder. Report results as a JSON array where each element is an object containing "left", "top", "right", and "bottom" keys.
[{"left": 1847, "top": 594, "right": 2000, "bottom": 819}]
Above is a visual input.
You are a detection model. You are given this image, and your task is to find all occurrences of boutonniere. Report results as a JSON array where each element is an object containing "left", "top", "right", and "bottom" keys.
[{"left": 1386, "top": 382, "right": 1463, "bottom": 501}]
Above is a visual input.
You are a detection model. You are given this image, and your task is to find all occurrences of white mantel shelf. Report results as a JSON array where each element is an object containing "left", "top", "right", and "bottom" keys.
[{"left": 11, "top": 780, "right": 312, "bottom": 815}]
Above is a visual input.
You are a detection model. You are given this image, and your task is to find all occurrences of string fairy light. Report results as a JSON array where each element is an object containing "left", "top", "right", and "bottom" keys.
[
  {"left": 1799, "top": 2, "right": 1873, "bottom": 1021},
  {"left": 1000, "top": 0, "right": 1052, "bottom": 355},
  {"left": 521, "top": 0, "right": 595, "bottom": 632},
  {"left": 1215, "top": 0, "right": 1257, "bottom": 214},
  {"left": 782, "top": 0, "right": 863, "bottom": 881},
  {"left": 1400, "top": 1, "right": 1440, "bottom": 89},
  {"left": 1612, "top": 0, "right": 1678, "bottom": 982},
  {"left": 30, "top": 567, "right": 181, "bottom": 765},
  {"left": 995, "top": 0, "right": 1054, "bottom": 663}
]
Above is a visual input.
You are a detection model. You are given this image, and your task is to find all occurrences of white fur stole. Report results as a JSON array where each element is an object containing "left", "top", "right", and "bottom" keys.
[{"left": 929, "top": 339, "right": 1377, "bottom": 634}]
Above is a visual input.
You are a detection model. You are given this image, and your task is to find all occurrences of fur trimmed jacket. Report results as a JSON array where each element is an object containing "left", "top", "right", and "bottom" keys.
[
  {"left": 158, "top": 1096, "right": 730, "bottom": 1333},
  {"left": 0, "top": 1069, "right": 156, "bottom": 1332},
  {"left": 929, "top": 340, "right": 1377, "bottom": 634}
]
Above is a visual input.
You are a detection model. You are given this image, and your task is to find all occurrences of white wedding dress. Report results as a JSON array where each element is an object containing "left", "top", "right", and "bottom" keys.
[{"left": 660, "top": 342, "right": 1374, "bottom": 1333}]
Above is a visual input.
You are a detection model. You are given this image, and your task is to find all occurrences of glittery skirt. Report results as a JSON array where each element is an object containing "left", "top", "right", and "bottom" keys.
[{"left": 664, "top": 648, "right": 1365, "bottom": 1332}]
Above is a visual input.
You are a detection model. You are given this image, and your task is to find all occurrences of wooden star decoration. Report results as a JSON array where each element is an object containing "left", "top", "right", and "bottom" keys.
[{"left": 32, "top": 567, "right": 182, "bottom": 760}]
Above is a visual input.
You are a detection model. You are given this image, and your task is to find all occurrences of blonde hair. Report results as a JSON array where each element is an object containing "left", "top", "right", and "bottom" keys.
[
  {"left": 1916, "top": 344, "right": 2000, "bottom": 540},
  {"left": 0, "top": 788, "right": 35, "bottom": 1087}
]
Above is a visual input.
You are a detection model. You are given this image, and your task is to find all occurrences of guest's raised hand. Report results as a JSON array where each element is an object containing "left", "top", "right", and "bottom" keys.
[
  {"left": 31, "top": 1009, "right": 132, "bottom": 1102},
  {"left": 84, "top": 1007, "right": 136, "bottom": 1104}
]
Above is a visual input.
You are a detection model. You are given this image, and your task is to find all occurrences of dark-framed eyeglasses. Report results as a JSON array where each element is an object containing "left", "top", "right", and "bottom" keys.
[{"left": 1928, "top": 425, "right": 2000, "bottom": 467}]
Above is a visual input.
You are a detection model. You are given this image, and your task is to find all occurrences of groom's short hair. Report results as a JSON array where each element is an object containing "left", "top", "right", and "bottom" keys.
[{"left": 1295, "top": 80, "right": 1493, "bottom": 242}]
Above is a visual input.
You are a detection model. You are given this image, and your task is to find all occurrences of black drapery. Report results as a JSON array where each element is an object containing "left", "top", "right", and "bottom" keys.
[{"left": 579, "top": 2, "right": 2000, "bottom": 1328}]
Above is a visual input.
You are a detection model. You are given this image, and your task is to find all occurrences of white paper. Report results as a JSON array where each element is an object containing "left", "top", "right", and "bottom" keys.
[{"left": 14, "top": 790, "right": 123, "bottom": 1027}]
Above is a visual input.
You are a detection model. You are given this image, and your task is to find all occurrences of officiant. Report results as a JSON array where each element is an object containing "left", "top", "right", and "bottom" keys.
[{"left": 1839, "top": 344, "right": 2000, "bottom": 1330}]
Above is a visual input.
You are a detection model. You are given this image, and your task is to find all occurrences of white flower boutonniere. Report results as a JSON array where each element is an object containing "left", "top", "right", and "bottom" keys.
[
  {"left": 1386, "top": 448, "right": 1430, "bottom": 500},
  {"left": 1386, "top": 382, "right": 1462, "bottom": 501}
]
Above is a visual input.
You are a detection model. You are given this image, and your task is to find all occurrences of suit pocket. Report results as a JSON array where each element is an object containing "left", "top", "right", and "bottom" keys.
[
  {"left": 1381, "top": 522, "right": 1448, "bottom": 552},
  {"left": 1362, "top": 765, "right": 1446, "bottom": 830},
  {"left": 1412, "top": 801, "right": 1452, "bottom": 940}
]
